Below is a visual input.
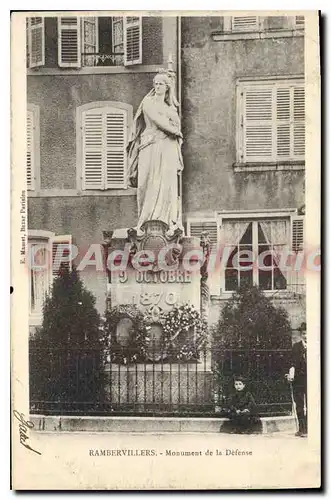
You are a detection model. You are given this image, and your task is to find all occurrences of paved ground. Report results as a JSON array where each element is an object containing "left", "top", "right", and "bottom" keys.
[{"left": 14, "top": 430, "right": 320, "bottom": 490}]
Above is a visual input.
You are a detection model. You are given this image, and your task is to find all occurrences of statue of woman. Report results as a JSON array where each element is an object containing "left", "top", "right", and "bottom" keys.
[{"left": 127, "top": 70, "right": 184, "bottom": 237}]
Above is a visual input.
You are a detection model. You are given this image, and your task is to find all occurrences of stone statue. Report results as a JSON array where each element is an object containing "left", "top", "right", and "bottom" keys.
[{"left": 127, "top": 69, "right": 184, "bottom": 238}]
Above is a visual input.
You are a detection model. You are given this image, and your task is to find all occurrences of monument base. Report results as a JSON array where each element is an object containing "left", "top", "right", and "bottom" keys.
[{"left": 104, "top": 364, "right": 213, "bottom": 411}]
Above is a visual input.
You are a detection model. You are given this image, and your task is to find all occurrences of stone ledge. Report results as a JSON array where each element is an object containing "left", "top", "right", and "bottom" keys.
[{"left": 30, "top": 415, "right": 296, "bottom": 434}]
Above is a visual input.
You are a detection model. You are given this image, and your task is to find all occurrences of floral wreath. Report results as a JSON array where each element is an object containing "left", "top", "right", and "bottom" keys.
[
  {"left": 104, "top": 304, "right": 149, "bottom": 364},
  {"left": 162, "top": 303, "right": 208, "bottom": 361}
]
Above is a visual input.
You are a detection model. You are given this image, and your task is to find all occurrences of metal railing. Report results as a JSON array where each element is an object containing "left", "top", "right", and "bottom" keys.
[
  {"left": 29, "top": 343, "right": 293, "bottom": 417},
  {"left": 81, "top": 52, "right": 124, "bottom": 67}
]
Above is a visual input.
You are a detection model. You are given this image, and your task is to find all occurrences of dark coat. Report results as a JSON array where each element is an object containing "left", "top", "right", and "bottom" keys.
[
  {"left": 290, "top": 340, "right": 307, "bottom": 385},
  {"left": 228, "top": 389, "right": 258, "bottom": 416}
]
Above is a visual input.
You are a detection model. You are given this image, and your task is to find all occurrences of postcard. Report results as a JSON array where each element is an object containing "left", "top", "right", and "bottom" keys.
[{"left": 11, "top": 10, "right": 321, "bottom": 490}]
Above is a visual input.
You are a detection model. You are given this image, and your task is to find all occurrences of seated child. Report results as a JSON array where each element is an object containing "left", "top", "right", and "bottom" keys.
[{"left": 221, "top": 376, "right": 262, "bottom": 434}]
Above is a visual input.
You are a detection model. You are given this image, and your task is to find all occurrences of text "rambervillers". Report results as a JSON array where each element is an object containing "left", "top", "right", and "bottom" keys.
[{"left": 89, "top": 449, "right": 157, "bottom": 457}]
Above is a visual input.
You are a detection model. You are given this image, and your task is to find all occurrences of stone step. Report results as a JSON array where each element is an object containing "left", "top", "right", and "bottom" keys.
[{"left": 30, "top": 415, "right": 297, "bottom": 434}]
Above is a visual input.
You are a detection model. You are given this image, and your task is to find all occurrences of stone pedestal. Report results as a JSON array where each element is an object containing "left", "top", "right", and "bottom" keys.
[
  {"left": 102, "top": 221, "right": 213, "bottom": 410},
  {"left": 104, "top": 221, "right": 202, "bottom": 320},
  {"left": 104, "top": 364, "right": 213, "bottom": 411}
]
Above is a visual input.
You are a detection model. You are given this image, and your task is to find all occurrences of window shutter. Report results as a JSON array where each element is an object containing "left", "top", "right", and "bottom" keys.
[
  {"left": 58, "top": 17, "right": 81, "bottom": 68},
  {"left": 82, "top": 106, "right": 128, "bottom": 190},
  {"left": 293, "top": 86, "right": 305, "bottom": 158},
  {"left": 276, "top": 84, "right": 305, "bottom": 160},
  {"left": 232, "top": 16, "right": 259, "bottom": 32},
  {"left": 52, "top": 235, "right": 73, "bottom": 278},
  {"left": 187, "top": 220, "right": 218, "bottom": 248},
  {"left": 27, "top": 17, "right": 45, "bottom": 68},
  {"left": 81, "top": 17, "right": 98, "bottom": 67},
  {"left": 82, "top": 109, "right": 104, "bottom": 189},
  {"left": 124, "top": 16, "right": 142, "bottom": 65},
  {"left": 27, "top": 110, "right": 35, "bottom": 190},
  {"left": 242, "top": 86, "right": 273, "bottom": 162},
  {"left": 105, "top": 109, "right": 127, "bottom": 188},
  {"left": 240, "top": 81, "right": 305, "bottom": 163},
  {"left": 295, "top": 15, "right": 305, "bottom": 28},
  {"left": 291, "top": 216, "right": 304, "bottom": 252},
  {"left": 276, "top": 87, "right": 291, "bottom": 158}
]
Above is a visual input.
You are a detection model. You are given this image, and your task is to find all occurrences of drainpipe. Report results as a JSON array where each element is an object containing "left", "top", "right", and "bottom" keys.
[
  {"left": 176, "top": 16, "right": 183, "bottom": 228},
  {"left": 177, "top": 15, "right": 182, "bottom": 117}
]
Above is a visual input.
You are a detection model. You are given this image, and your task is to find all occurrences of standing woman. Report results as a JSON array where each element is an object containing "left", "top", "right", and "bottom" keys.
[{"left": 127, "top": 70, "right": 184, "bottom": 237}]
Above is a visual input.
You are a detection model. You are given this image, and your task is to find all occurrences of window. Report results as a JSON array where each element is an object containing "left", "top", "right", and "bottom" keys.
[
  {"left": 28, "top": 232, "right": 72, "bottom": 325},
  {"left": 237, "top": 79, "right": 305, "bottom": 164},
  {"left": 26, "top": 17, "right": 45, "bottom": 68},
  {"left": 221, "top": 219, "right": 290, "bottom": 292},
  {"left": 223, "top": 15, "right": 305, "bottom": 34},
  {"left": 77, "top": 102, "right": 132, "bottom": 190},
  {"left": 27, "top": 104, "right": 40, "bottom": 191},
  {"left": 57, "top": 16, "right": 142, "bottom": 68}
]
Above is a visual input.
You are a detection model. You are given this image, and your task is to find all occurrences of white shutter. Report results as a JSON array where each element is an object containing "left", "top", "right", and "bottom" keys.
[
  {"left": 58, "top": 17, "right": 81, "bottom": 68},
  {"left": 276, "top": 84, "right": 305, "bottom": 160},
  {"left": 81, "top": 17, "right": 98, "bottom": 67},
  {"left": 293, "top": 86, "right": 305, "bottom": 158},
  {"left": 187, "top": 220, "right": 219, "bottom": 248},
  {"left": 124, "top": 16, "right": 142, "bottom": 65},
  {"left": 52, "top": 235, "right": 73, "bottom": 278},
  {"left": 105, "top": 109, "right": 127, "bottom": 188},
  {"left": 232, "top": 16, "right": 259, "bottom": 32},
  {"left": 240, "top": 81, "right": 305, "bottom": 163},
  {"left": 291, "top": 216, "right": 304, "bottom": 252},
  {"left": 27, "top": 17, "right": 45, "bottom": 68},
  {"left": 82, "top": 109, "right": 104, "bottom": 189},
  {"left": 276, "top": 87, "right": 291, "bottom": 158},
  {"left": 242, "top": 86, "right": 273, "bottom": 162},
  {"left": 82, "top": 106, "right": 128, "bottom": 190},
  {"left": 295, "top": 16, "right": 305, "bottom": 28},
  {"left": 27, "top": 110, "right": 35, "bottom": 190}
]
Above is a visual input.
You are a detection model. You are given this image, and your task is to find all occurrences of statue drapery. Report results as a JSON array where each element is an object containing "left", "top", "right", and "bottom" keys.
[{"left": 127, "top": 70, "right": 183, "bottom": 235}]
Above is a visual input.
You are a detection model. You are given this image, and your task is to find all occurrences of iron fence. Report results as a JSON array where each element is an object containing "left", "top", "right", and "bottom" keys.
[{"left": 29, "top": 344, "right": 292, "bottom": 417}]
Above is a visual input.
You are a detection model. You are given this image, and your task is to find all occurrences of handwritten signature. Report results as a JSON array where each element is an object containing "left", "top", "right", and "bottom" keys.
[{"left": 13, "top": 410, "right": 41, "bottom": 455}]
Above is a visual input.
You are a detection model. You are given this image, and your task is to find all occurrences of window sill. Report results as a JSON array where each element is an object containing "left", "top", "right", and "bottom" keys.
[
  {"left": 27, "top": 64, "right": 160, "bottom": 76},
  {"left": 211, "top": 29, "right": 304, "bottom": 42},
  {"left": 211, "top": 289, "right": 300, "bottom": 302},
  {"left": 28, "top": 188, "right": 137, "bottom": 198},
  {"left": 233, "top": 161, "right": 305, "bottom": 173}
]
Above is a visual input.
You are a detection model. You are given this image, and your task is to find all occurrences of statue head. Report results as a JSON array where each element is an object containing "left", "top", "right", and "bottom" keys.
[{"left": 152, "top": 69, "right": 179, "bottom": 108}]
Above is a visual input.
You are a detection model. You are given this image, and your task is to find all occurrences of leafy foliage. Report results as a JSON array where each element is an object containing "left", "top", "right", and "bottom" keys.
[
  {"left": 212, "top": 286, "right": 293, "bottom": 416},
  {"left": 29, "top": 266, "right": 104, "bottom": 414},
  {"left": 214, "top": 285, "right": 292, "bottom": 349}
]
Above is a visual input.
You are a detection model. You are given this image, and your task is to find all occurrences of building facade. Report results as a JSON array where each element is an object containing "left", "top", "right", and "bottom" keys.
[{"left": 27, "top": 14, "right": 305, "bottom": 333}]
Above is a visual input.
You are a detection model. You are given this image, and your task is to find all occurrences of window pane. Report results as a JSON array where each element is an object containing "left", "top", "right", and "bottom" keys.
[
  {"left": 259, "top": 270, "right": 272, "bottom": 290},
  {"left": 239, "top": 222, "right": 252, "bottom": 244},
  {"left": 225, "top": 269, "right": 238, "bottom": 291},
  {"left": 237, "top": 244, "right": 253, "bottom": 268},
  {"left": 273, "top": 268, "right": 287, "bottom": 290},
  {"left": 258, "top": 223, "right": 268, "bottom": 243},
  {"left": 240, "top": 270, "right": 253, "bottom": 289}
]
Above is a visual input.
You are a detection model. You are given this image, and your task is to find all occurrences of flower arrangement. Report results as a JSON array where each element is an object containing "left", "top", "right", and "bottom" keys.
[
  {"left": 103, "top": 302, "right": 208, "bottom": 364},
  {"left": 162, "top": 303, "right": 208, "bottom": 362},
  {"left": 103, "top": 304, "right": 150, "bottom": 364}
]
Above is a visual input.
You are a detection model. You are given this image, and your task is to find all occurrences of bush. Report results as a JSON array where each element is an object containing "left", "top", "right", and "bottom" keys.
[
  {"left": 29, "top": 266, "right": 104, "bottom": 414},
  {"left": 213, "top": 285, "right": 292, "bottom": 349},
  {"left": 212, "top": 286, "right": 293, "bottom": 416}
]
